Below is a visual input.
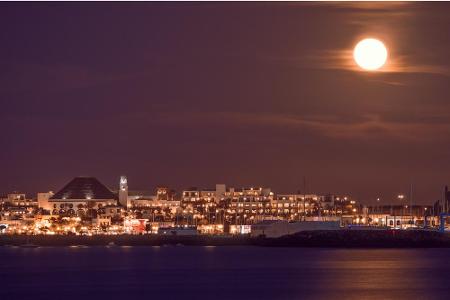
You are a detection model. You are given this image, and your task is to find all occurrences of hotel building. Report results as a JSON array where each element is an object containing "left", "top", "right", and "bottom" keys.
[{"left": 48, "top": 176, "right": 117, "bottom": 217}]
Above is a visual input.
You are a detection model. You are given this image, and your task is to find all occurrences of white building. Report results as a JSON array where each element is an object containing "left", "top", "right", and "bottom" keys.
[
  {"left": 49, "top": 176, "right": 117, "bottom": 216},
  {"left": 226, "top": 187, "right": 273, "bottom": 216},
  {"left": 2, "top": 192, "right": 37, "bottom": 207},
  {"left": 128, "top": 186, "right": 181, "bottom": 214},
  {"left": 37, "top": 191, "right": 54, "bottom": 211},
  {"left": 182, "top": 184, "right": 227, "bottom": 204}
]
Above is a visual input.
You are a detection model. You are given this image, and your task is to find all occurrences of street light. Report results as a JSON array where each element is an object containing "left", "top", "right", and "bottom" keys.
[{"left": 397, "top": 194, "right": 406, "bottom": 228}]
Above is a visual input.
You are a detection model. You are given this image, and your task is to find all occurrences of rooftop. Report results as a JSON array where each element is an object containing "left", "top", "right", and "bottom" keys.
[{"left": 51, "top": 177, "right": 117, "bottom": 200}]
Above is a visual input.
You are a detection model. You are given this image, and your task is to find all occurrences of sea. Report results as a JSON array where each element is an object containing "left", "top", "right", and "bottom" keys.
[{"left": 0, "top": 246, "right": 449, "bottom": 300}]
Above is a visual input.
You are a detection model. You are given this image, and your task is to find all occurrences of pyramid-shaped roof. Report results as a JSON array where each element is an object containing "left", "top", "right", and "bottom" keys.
[{"left": 51, "top": 177, "right": 117, "bottom": 200}]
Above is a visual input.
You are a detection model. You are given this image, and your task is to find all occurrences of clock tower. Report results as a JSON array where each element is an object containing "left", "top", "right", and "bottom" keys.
[{"left": 119, "top": 176, "right": 129, "bottom": 207}]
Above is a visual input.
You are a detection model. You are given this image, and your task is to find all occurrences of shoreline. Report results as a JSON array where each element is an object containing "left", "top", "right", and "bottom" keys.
[{"left": 1, "top": 230, "right": 449, "bottom": 248}]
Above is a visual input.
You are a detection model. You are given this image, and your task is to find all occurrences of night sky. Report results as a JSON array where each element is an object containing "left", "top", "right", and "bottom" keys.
[{"left": 1, "top": 3, "right": 450, "bottom": 204}]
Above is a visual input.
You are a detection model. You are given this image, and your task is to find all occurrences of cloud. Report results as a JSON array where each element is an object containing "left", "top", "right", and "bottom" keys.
[
  {"left": 301, "top": 49, "right": 450, "bottom": 77},
  {"left": 129, "top": 110, "right": 450, "bottom": 144},
  {"left": 223, "top": 112, "right": 450, "bottom": 142}
]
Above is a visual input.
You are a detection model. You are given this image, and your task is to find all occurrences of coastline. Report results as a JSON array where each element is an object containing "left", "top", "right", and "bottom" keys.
[{"left": 1, "top": 230, "right": 449, "bottom": 248}]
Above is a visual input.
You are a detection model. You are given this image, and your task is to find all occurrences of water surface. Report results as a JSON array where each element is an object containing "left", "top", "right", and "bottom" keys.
[{"left": 1, "top": 246, "right": 449, "bottom": 300}]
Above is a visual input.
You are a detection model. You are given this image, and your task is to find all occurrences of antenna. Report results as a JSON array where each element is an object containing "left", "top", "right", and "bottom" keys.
[{"left": 410, "top": 183, "right": 413, "bottom": 226}]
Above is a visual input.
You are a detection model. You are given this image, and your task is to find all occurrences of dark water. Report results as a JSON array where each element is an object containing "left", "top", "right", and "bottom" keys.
[{"left": 1, "top": 246, "right": 449, "bottom": 300}]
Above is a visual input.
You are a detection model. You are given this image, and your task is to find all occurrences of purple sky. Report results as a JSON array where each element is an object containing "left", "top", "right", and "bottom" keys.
[{"left": 1, "top": 3, "right": 450, "bottom": 204}]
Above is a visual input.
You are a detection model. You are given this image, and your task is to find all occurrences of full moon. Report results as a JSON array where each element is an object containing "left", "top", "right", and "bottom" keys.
[{"left": 353, "top": 38, "right": 388, "bottom": 71}]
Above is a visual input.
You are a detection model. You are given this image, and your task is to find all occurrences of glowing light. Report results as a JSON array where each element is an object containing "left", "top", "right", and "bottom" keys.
[{"left": 353, "top": 38, "right": 388, "bottom": 71}]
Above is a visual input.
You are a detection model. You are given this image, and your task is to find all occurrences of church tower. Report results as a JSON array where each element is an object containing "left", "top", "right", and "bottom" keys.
[{"left": 119, "top": 176, "right": 129, "bottom": 208}]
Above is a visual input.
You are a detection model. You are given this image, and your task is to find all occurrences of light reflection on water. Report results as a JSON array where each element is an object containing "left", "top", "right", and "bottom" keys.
[{"left": 0, "top": 247, "right": 448, "bottom": 300}]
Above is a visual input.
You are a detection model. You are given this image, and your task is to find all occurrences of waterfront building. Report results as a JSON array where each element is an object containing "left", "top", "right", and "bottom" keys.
[
  {"left": 123, "top": 218, "right": 148, "bottom": 234},
  {"left": 128, "top": 187, "right": 181, "bottom": 222},
  {"left": 6, "top": 192, "right": 26, "bottom": 203},
  {"left": 181, "top": 184, "right": 227, "bottom": 225},
  {"left": 128, "top": 186, "right": 181, "bottom": 221},
  {"left": 229, "top": 224, "right": 252, "bottom": 234},
  {"left": 129, "top": 195, "right": 156, "bottom": 207},
  {"left": 197, "top": 224, "right": 224, "bottom": 234},
  {"left": 115, "top": 178, "right": 182, "bottom": 221},
  {"left": 130, "top": 194, "right": 180, "bottom": 211},
  {"left": 224, "top": 187, "right": 273, "bottom": 224},
  {"left": 2, "top": 192, "right": 37, "bottom": 207},
  {"left": 3, "top": 175, "right": 447, "bottom": 235},
  {"left": 37, "top": 191, "right": 54, "bottom": 211},
  {"left": 333, "top": 196, "right": 359, "bottom": 215},
  {"left": 0, "top": 192, "right": 37, "bottom": 223},
  {"left": 147, "top": 221, "right": 175, "bottom": 233},
  {"left": 127, "top": 190, "right": 155, "bottom": 204},
  {"left": 182, "top": 184, "right": 226, "bottom": 204},
  {"left": 272, "top": 194, "right": 325, "bottom": 219},
  {"left": 49, "top": 177, "right": 118, "bottom": 217},
  {"left": 134, "top": 200, "right": 181, "bottom": 222},
  {"left": 365, "top": 204, "right": 437, "bottom": 228},
  {"left": 0, "top": 206, "right": 31, "bottom": 220},
  {"left": 156, "top": 186, "right": 176, "bottom": 201}
]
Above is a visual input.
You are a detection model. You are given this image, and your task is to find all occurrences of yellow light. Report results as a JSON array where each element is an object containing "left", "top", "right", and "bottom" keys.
[{"left": 353, "top": 38, "right": 388, "bottom": 71}]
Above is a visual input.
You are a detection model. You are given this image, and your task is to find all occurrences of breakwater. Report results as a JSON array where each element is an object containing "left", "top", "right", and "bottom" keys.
[{"left": 0, "top": 230, "right": 448, "bottom": 248}]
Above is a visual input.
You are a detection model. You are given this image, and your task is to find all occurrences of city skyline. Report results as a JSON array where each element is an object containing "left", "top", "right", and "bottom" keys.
[
  {"left": 2, "top": 2, "right": 450, "bottom": 203},
  {"left": 1, "top": 174, "right": 445, "bottom": 206}
]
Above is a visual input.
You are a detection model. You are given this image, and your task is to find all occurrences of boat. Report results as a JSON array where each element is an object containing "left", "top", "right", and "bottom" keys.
[
  {"left": 106, "top": 241, "right": 117, "bottom": 247},
  {"left": 69, "top": 245, "right": 89, "bottom": 248}
]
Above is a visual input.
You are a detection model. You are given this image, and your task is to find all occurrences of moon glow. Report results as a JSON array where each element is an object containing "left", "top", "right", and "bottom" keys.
[{"left": 353, "top": 38, "right": 388, "bottom": 71}]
